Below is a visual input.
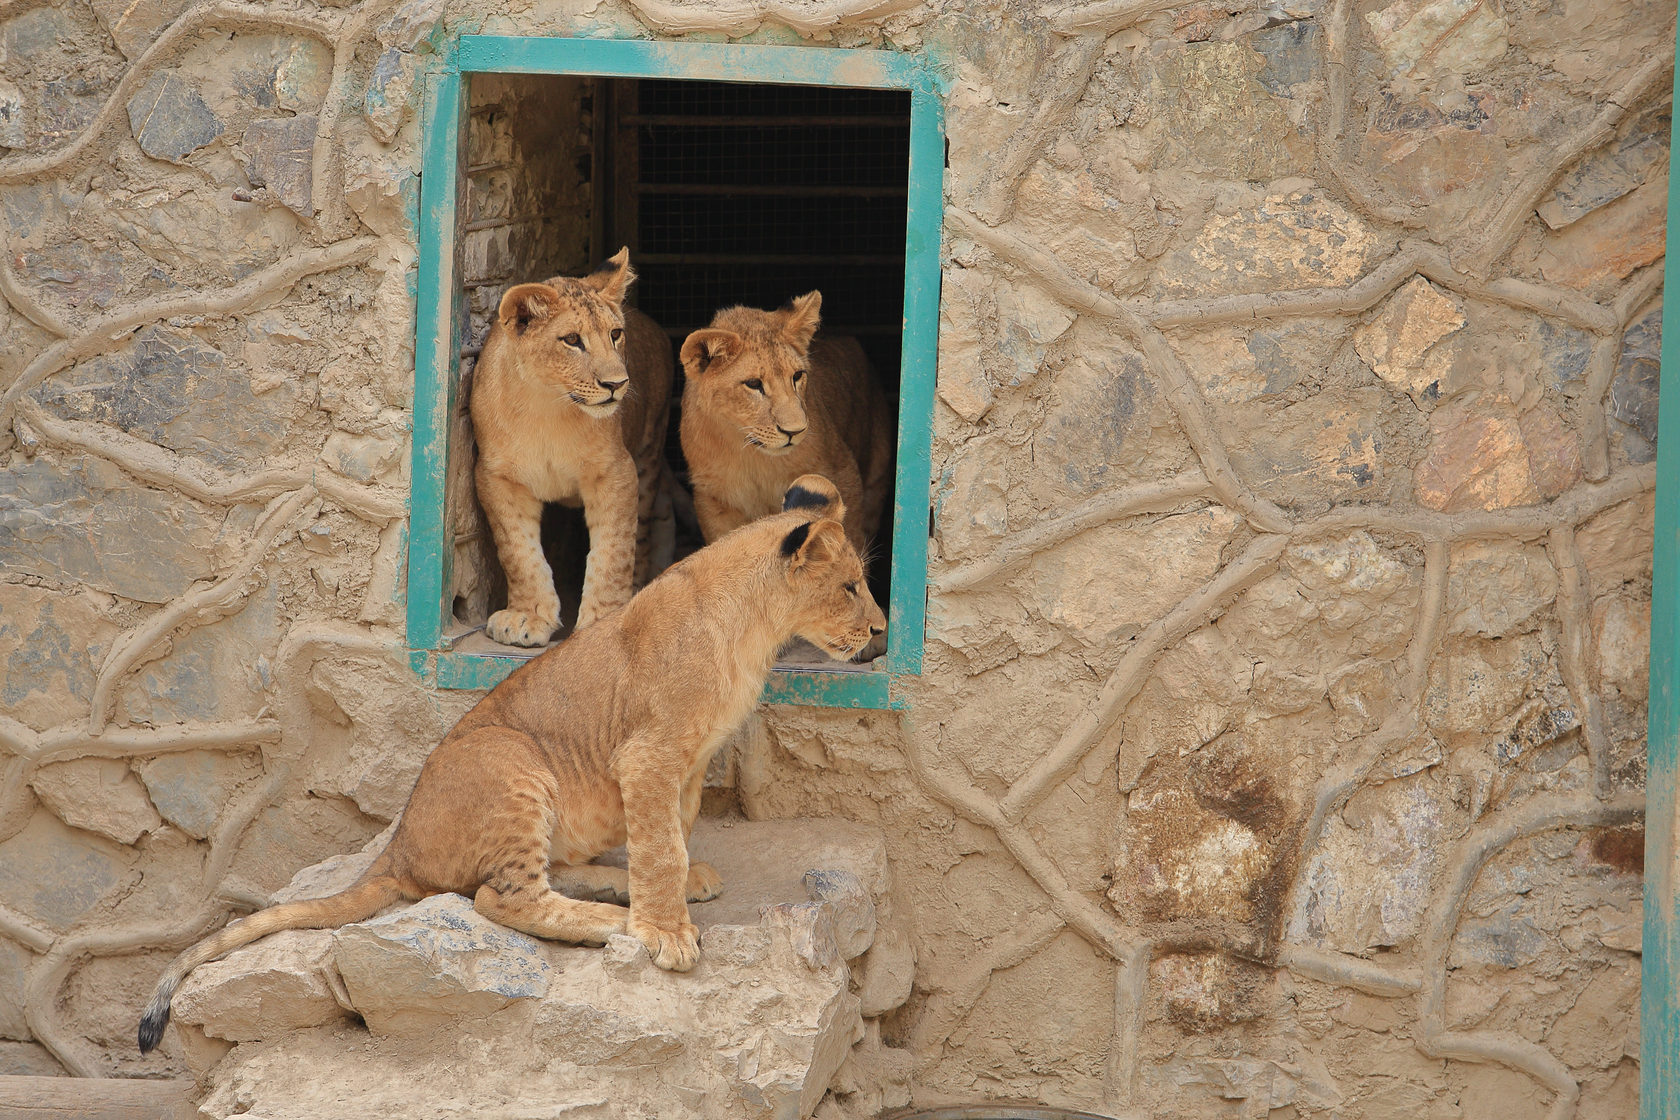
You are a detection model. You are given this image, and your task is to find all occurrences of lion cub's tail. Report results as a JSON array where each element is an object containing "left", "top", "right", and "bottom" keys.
[{"left": 137, "top": 873, "right": 406, "bottom": 1054}]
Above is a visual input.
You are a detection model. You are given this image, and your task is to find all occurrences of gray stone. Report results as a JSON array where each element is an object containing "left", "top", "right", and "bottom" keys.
[
  {"left": 127, "top": 72, "right": 223, "bottom": 163},
  {"left": 0, "top": 78, "right": 25, "bottom": 149},
  {"left": 30, "top": 758, "right": 162, "bottom": 845},
  {"left": 1609, "top": 305, "right": 1660, "bottom": 448},
  {"left": 40, "top": 77, "right": 104, "bottom": 146},
  {"left": 376, "top": 0, "right": 446, "bottom": 51},
  {"left": 242, "top": 115, "right": 317, "bottom": 216},
  {"left": 1036, "top": 348, "right": 1154, "bottom": 498},
  {"left": 1536, "top": 317, "right": 1593, "bottom": 393},
  {"left": 802, "top": 869, "right": 876, "bottom": 961},
  {"left": 1450, "top": 902, "right": 1548, "bottom": 968},
  {"left": 0, "top": 586, "right": 113, "bottom": 731},
  {"left": 138, "top": 752, "right": 263, "bottom": 841},
  {"left": 0, "top": 811, "right": 127, "bottom": 930},
  {"left": 320, "top": 431, "right": 400, "bottom": 483},
  {"left": 1251, "top": 20, "right": 1319, "bottom": 93},
  {"left": 3, "top": 7, "right": 67, "bottom": 60},
  {"left": 13, "top": 240, "right": 123, "bottom": 312},
  {"left": 363, "top": 48, "right": 416, "bottom": 145},
  {"left": 0, "top": 454, "right": 219, "bottom": 604},
  {"left": 1538, "top": 109, "right": 1669, "bottom": 230},
  {"left": 333, "top": 893, "right": 551, "bottom": 1035},
  {"left": 90, "top": 0, "right": 193, "bottom": 59},
  {"left": 40, "top": 325, "right": 291, "bottom": 471}
]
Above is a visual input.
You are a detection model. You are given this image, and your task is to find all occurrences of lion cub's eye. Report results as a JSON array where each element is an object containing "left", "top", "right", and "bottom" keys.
[
  {"left": 793, "top": 369, "right": 807, "bottom": 385},
  {"left": 844, "top": 581, "right": 859, "bottom": 596},
  {"left": 611, "top": 328, "right": 624, "bottom": 344},
  {"left": 561, "top": 333, "right": 585, "bottom": 350},
  {"left": 743, "top": 378, "right": 764, "bottom": 393}
]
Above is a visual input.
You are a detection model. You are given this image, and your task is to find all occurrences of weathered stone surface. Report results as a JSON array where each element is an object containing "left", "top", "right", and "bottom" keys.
[
  {"left": 1594, "top": 594, "right": 1650, "bottom": 701},
  {"left": 127, "top": 72, "right": 223, "bottom": 162},
  {"left": 363, "top": 48, "right": 417, "bottom": 145},
  {"left": 1228, "top": 388, "right": 1386, "bottom": 507},
  {"left": 0, "top": 937, "right": 29, "bottom": 1039},
  {"left": 1290, "top": 776, "right": 1457, "bottom": 953},
  {"left": 1414, "top": 397, "right": 1582, "bottom": 511},
  {"left": 1123, "top": 788, "right": 1273, "bottom": 924},
  {"left": 1576, "top": 493, "right": 1654, "bottom": 590},
  {"left": 176, "top": 819, "right": 897, "bottom": 1119},
  {"left": 41, "top": 326, "right": 292, "bottom": 472},
  {"left": 1608, "top": 304, "right": 1660, "bottom": 461},
  {"left": 320, "top": 430, "right": 401, "bottom": 483},
  {"left": 1018, "top": 505, "right": 1241, "bottom": 646},
  {"left": 14, "top": 239, "right": 124, "bottom": 313},
  {"left": 1422, "top": 635, "right": 1546, "bottom": 734},
  {"left": 856, "top": 928, "right": 914, "bottom": 1018},
  {"left": 802, "top": 869, "right": 875, "bottom": 961},
  {"left": 273, "top": 40, "right": 332, "bottom": 112},
  {"left": 1364, "top": 0, "right": 1508, "bottom": 78},
  {"left": 342, "top": 138, "right": 418, "bottom": 239},
  {"left": 333, "top": 893, "right": 552, "bottom": 1035},
  {"left": 1445, "top": 542, "right": 1558, "bottom": 638},
  {"left": 0, "top": 811, "right": 127, "bottom": 930},
  {"left": 0, "top": 77, "right": 25, "bottom": 149},
  {"left": 242, "top": 115, "right": 317, "bottom": 217},
  {"left": 174, "top": 931, "right": 351, "bottom": 1042},
  {"left": 31, "top": 759, "right": 162, "bottom": 846},
  {"left": 1537, "top": 169, "right": 1668, "bottom": 293},
  {"left": 935, "top": 269, "right": 993, "bottom": 422},
  {"left": 137, "top": 752, "right": 264, "bottom": 841},
  {"left": 90, "top": 0, "right": 192, "bottom": 58},
  {"left": 1538, "top": 110, "right": 1668, "bottom": 230},
  {"left": 1033, "top": 345, "right": 1176, "bottom": 500},
  {"left": 1353, "top": 277, "right": 1466, "bottom": 406},
  {"left": 0, "top": 1040, "right": 66, "bottom": 1076},
  {"left": 1161, "top": 190, "right": 1389, "bottom": 296},
  {"left": 1149, "top": 40, "right": 1310, "bottom": 180},
  {"left": 0, "top": 585, "right": 118, "bottom": 732},
  {"left": 1284, "top": 531, "right": 1419, "bottom": 659}
]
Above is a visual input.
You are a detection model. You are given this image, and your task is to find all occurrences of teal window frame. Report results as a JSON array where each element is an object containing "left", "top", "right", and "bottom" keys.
[
  {"left": 405, "top": 35, "right": 945, "bottom": 709},
  {"left": 1642, "top": 27, "right": 1680, "bottom": 1118}
]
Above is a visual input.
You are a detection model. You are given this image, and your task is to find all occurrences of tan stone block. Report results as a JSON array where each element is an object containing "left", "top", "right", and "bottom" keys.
[
  {"left": 1353, "top": 277, "right": 1466, "bottom": 405},
  {"left": 31, "top": 758, "right": 161, "bottom": 846},
  {"left": 1537, "top": 169, "right": 1668, "bottom": 293}
]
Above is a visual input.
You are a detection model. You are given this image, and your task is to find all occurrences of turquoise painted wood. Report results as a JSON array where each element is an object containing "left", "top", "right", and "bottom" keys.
[
  {"left": 406, "top": 65, "right": 463, "bottom": 653},
  {"left": 1640, "top": 36, "right": 1680, "bottom": 1119},
  {"left": 404, "top": 35, "right": 945, "bottom": 710}
]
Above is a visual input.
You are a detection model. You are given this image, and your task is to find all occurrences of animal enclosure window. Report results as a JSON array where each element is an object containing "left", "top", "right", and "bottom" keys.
[{"left": 407, "top": 38, "right": 945, "bottom": 709}]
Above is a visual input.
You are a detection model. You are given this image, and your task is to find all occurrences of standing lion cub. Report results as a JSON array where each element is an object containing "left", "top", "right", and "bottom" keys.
[
  {"left": 679, "top": 291, "right": 893, "bottom": 556},
  {"left": 471, "top": 249, "right": 673, "bottom": 647},
  {"left": 139, "top": 474, "right": 885, "bottom": 1054}
]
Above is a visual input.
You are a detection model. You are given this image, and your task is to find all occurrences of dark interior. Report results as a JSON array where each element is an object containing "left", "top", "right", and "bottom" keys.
[{"left": 472, "top": 77, "right": 911, "bottom": 652}]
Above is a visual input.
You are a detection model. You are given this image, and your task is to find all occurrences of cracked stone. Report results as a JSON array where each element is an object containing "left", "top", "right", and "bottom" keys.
[
  {"left": 137, "top": 752, "right": 263, "bottom": 841},
  {"left": 0, "top": 811, "right": 127, "bottom": 930},
  {"left": 1364, "top": 0, "right": 1508, "bottom": 78},
  {"left": 363, "top": 48, "right": 417, "bottom": 145},
  {"left": 0, "top": 77, "right": 24, "bottom": 149},
  {"left": 173, "top": 931, "right": 351, "bottom": 1042},
  {"left": 126, "top": 72, "right": 223, "bottom": 163},
  {"left": 333, "top": 893, "right": 552, "bottom": 1036},
  {"left": 90, "top": 0, "right": 193, "bottom": 59},
  {"left": 31, "top": 758, "right": 163, "bottom": 845},
  {"left": 1608, "top": 304, "right": 1660, "bottom": 460},
  {"left": 1353, "top": 277, "right": 1466, "bottom": 406},
  {"left": 1445, "top": 542, "right": 1559, "bottom": 638},
  {"left": 803, "top": 869, "right": 875, "bottom": 961},
  {"left": 1414, "top": 397, "right": 1582, "bottom": 511}
]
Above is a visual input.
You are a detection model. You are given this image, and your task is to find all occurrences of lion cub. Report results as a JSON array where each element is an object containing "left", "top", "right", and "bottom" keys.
[
  {"left": 471, "top": 249, "right": 673, "bottom": 647},
  {"left": 139, "top": 474, "right": 885, "bottom": 1053},
  {"left": 679, "top": 291, "right": 893, "bottom": 555}
]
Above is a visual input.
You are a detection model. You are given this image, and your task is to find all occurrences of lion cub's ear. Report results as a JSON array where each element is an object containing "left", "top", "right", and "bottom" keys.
[
  {"left": 781, "top": 290, "right": 822, "bottom": 350},
  {"left": 499, "top": 284, "right": 564, "bottom": 336},
  {"left": 782, "top": 474, "right": 846, "bottom": 523},
  {"left": 681, "top": 328, "right": 744, "bottom": 376},
  {"left": 581, "top": 247, "right": 635, "bottom": 304},
  {"left": 781, "top": 517, "right": 847, "bottom": 573}
]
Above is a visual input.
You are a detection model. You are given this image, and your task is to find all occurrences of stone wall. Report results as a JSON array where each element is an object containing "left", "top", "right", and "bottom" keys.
[{"left": 0, "top": 0, "right": 1669, "bottom": 1117}]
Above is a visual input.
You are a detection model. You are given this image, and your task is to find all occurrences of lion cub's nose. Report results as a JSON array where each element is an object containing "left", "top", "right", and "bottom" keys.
[
  {"left": 598, "top": 377, "right": 628, "bottom": 395},
  {"left": 869, "top": 623, "right": 884, "bottom": 636},
  {"left": 778, "top": 425, "right": 806, "bottom": 442}
]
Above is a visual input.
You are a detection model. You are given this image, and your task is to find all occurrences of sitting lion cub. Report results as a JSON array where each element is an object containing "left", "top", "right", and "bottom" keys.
[
  {"left": 471, "top": 249, "right": 673, "bottom": 647},
  {"left": 679, "top": 291, "right": 893, "bottom": 555},
  {"left": 138, "top": 475, "right": 884, "bottom": 1053}
]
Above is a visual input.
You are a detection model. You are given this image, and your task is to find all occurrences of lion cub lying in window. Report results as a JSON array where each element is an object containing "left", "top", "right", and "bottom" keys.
[
  {"left": 139, "top": 475, "right": 884, "bottom": 1053},
  {"left": 679, "top": 291, "right": 893, "bottom": 557},
  {"left": 471, "top": 249, "right": 673, "bottom": 647}
]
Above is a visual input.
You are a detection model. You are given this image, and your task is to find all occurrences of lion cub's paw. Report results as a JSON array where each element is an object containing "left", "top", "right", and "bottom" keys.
[
  {"left": 486, "top": 608, "right": 558, "bottom": 648},
  {"left": 686, "top": 862, "right": 723, "bottom": 902},
  {"left": 630, "top": 917, "right": 700, "bottom": 972}
]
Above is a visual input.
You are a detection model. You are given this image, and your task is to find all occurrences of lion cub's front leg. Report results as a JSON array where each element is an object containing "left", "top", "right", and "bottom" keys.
[
  {"left": 477, "top": 469, "right": 560, "bottom": 647},
  {"left": 614, "top": 748, "right": 702, "bottom": 971},
  {"left": 576, "top": 456, "right": 639, "bottom": 630}
]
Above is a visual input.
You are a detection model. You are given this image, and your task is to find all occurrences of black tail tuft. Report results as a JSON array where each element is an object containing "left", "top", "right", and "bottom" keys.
[{"left": 138, "top": 995, "right": 171, "bottom": 1054}]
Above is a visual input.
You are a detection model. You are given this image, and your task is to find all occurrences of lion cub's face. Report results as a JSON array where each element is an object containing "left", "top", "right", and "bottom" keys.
[
  {"left": 495, "top": 249, "right": 637, "bottom": 416},
  {"left": 777, "top": 476, "right": 885, "bottom": 660},
  {"left": 681, "top": 291, "right": 823, "bottom": 455}
]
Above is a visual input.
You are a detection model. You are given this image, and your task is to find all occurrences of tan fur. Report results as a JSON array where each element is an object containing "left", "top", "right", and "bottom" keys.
[
  {"left": 472, "top": 249, "right": 674, "bottom": 647},
  {"left": 679, "top": 292, "right": 893, "bottom": 557},
  {"left": 138, "top": 475, "right": 883, "bottom": 1054}
]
